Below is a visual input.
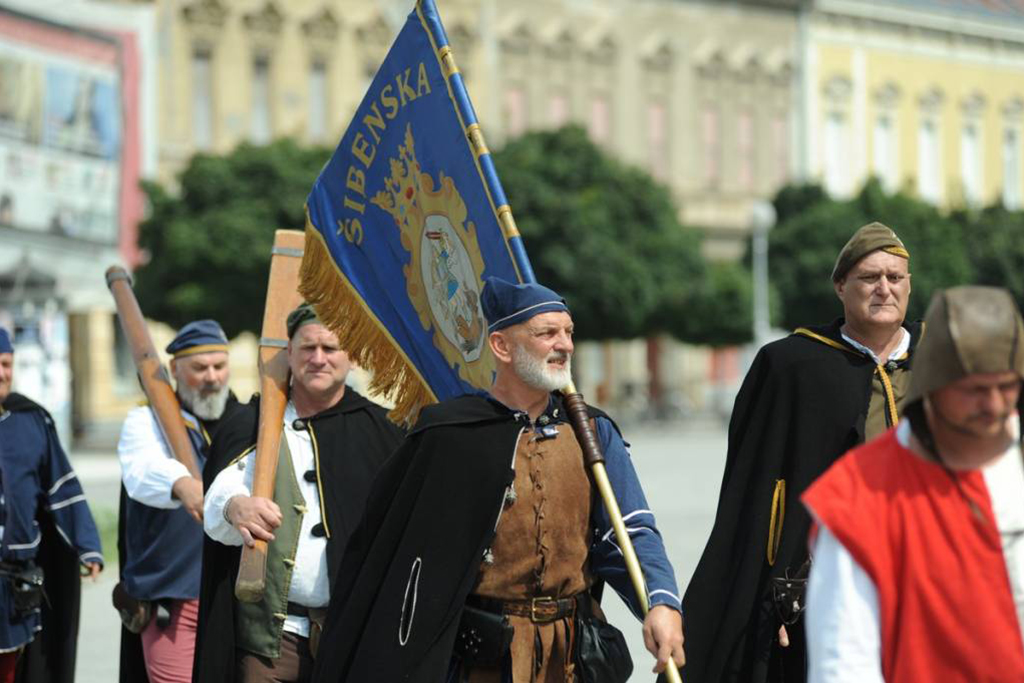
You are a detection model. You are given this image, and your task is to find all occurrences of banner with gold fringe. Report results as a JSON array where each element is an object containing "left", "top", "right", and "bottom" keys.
[{"left": 300, "top": 0, "right": 534, "bottom": 423}]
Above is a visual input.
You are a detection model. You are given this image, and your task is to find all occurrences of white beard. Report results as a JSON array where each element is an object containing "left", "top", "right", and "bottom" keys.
[
  {"left": 178, "top": 382, "right": 229, "bottom": 421},
  {"left": 511, "top": 344, "right": 572, "bottom": 392}
]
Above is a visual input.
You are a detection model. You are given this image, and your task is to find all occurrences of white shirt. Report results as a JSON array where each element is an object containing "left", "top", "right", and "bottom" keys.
[
  {"left": 118, "top": 406, "right": 193, "bottom": 509},
  {"left": 841, "top": 327, "right": 910, "bottom": 365},
  {"left": 204, "top": 402, "right": 329, "bottom": 637},
  {"left": 807, "top": 418, "right": 1024, "bottom": 682}
]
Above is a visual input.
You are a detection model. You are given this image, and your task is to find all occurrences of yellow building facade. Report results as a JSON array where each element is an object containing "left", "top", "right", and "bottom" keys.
[
  {"left": 157, "top": 0, "right": 800, "bottom": 257},
  {"left": 144, "top": 0, "right": 801, "bottom": 415},
  {"left": 804, "top": 0, "right": 1024, "bottom": 208},
  {"left": 32, "top": 0, "right": 1024, "bottom": 434}
]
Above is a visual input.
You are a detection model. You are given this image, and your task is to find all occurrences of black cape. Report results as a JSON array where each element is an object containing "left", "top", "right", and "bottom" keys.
[
  {"left": 310, "top": 392, "right": 610, "bottom": 683},
  {"left": 116, "top": 393, "right": 242, "bottom": 683},
  {"left": 192, "top": 389, "right": 404, "bottom": 683},
  {"left": 1, "top": 394, "right": 82, "bottom": 683},
  {"left": 680, "top": 320, "right": 922, "bottom": 683}
]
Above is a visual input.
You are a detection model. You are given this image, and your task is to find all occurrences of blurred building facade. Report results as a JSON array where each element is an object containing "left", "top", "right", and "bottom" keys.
[
  {"left": 803, "top": 0, "right": 1024, "bottom": 209},
  {"left": 7, "top": 0, "right": 1024, "bottom": 438},
  {"left": 0, "top": 1, "right": 158, "bottom": 443},
  {"left": 149, "top": 0, "right": 800, "bottom": 416},
  {"left": 156, "top": 0, "right": 800, "bottom": 259}
]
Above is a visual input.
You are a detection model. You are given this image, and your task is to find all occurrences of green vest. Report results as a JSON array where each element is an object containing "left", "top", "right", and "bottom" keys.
[{"left": 235, "top": 438, "right": 307, "bottom": 659}]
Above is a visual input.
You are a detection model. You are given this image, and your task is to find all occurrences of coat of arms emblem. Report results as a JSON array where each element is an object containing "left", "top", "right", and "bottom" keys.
[{"left": 371, "top": 124, "right": 495, "bottom": 387}]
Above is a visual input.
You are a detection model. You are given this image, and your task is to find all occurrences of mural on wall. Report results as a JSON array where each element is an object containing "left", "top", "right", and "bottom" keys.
[{"left": 0, "top": 12, "right": 124, "bottom": 245}]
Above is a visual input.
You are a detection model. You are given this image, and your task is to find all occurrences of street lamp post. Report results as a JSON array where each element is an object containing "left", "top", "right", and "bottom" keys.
[{"left": 750, "top": 200, "right": 777, "bottom": 347}]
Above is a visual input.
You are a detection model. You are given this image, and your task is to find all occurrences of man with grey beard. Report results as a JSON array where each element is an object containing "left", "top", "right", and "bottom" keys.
[
  {"left": 115, "top": 319, "right": 239, "bottom": 683},
  {"left": 310, "top": 277, "right": 683, "bottom": 683}
]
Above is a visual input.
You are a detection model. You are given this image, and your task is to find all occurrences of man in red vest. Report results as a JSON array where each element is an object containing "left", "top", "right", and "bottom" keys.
[{"left": 803, "top": 285, "right": 1024, "bottom": 683}]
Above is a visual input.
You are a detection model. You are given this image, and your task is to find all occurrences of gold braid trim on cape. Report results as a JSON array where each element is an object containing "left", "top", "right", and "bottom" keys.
[{"left": 297, "top": 217, "right": 437, "bottom": 425}]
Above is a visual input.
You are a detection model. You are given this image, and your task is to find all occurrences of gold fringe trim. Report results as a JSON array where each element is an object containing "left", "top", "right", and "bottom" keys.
[{"left": 298, "top": 219, "right": 437, "bottom": 425}]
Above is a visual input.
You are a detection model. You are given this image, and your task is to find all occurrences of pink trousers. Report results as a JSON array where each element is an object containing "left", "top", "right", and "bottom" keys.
[
  {"left": 0, "top": 652, "right": 16, "bottom": 683},
  {"left": 140, "top": 599, "right": 199, "bottom": 683}
]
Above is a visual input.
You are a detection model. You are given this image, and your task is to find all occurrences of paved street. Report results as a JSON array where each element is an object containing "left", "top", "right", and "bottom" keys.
[
  {"left": 601, "top": 416, "right": 727, "bottom": 681},
  {"left": 70, "top": 414, "right": 729, "bottom": 682}
]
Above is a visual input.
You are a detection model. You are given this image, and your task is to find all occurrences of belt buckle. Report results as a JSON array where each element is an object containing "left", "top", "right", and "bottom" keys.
[{"left": 530, "top": 596, "right": 553, "bottom": 623}]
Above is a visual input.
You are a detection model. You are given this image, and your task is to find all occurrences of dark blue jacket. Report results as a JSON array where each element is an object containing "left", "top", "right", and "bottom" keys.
[
  {"left": 0, "top": 393, "right": 102, "bottom": 652},
  {"left": 120, "top": 409, "right": 207, "bottom": 601}
]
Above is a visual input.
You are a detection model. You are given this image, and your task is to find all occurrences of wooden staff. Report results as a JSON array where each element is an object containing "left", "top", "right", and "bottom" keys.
[
  {"left": 562, "top": 381, "right": 684, "bottom": 683},
  {"left": 105, "top": 266, "right": 201, "bottom": 481},
  {"left": 235, "top": 230, "right": 306, "bottom": 603}
]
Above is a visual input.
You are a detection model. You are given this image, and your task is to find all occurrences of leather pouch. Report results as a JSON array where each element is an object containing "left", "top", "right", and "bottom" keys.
[
  {"left": 573, "top": 610, "right": 633, "bottom": 683},
  {"left": 111, "top": 582, "right": 151, "bottom": 634},
  {"left": 454, "top": 604, "right": 515, "bottom": 666},
  {"left": 770, "top": 558, "right": 812, "bottom": 626},
  {"left": 4, "top": 563, "right": 45, "bottom": 619}
]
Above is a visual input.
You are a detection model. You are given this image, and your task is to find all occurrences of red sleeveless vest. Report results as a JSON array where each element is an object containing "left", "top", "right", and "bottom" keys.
[{"left": 803, "top": 429, "right": 1024, "bottom": 683}]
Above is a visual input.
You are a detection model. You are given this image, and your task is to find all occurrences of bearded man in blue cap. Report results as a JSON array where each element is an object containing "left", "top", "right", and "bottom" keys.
[
  {"left": 115, "top": 319, "right": 240, "bottom": 683},
  {"left": 0, "top": 328, "right": 104, "bottom": 683},
  {"left": 311, "top": 277, "right": 684, "bottom": 683}
]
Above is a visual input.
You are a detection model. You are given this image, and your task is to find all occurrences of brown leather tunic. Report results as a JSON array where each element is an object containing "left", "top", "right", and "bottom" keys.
[{"left": 467, "top": 422, "right": 593, "bottom": 683}]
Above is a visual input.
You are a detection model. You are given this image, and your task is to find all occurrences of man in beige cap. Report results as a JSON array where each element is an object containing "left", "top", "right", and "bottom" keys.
[
  {"left": 681, "top": 223, "right": 922, "bottom": 683},
  {"left": 804, "top": 286, "right": 1024, "bottom": 683}
]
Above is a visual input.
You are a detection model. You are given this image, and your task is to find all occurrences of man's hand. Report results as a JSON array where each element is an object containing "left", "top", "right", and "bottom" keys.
[
  {"left": 225, "top": 495, "right": 281, "bottom": 547},
  {"left": 171, "top": 476, "right": 204, "bottom": 523},
  {"left": 779, "top": 624, "right": 790, "bottom": 647},
  {"left": 81, "top": 561, "right": 102, "bottom": 581},
  {"left": 642, "top": 604, "right": 685, "bottom": 674}
]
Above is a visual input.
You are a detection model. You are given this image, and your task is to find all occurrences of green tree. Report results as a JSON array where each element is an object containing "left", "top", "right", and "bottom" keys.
[
  {"left": 134, "top": 140, "right": 331, "bottom": 337},
  {"left": 769, "top": 179, "right": 974, "bottom": 330},
  {"left": 492, "top": 125, "right": 706, "bottom": 340},
  {"left": 664, "top": 260, "right": 758, "bottom": 346},
  {"left": 955, "top": 204, "right": 1024, "bottom": 312}
]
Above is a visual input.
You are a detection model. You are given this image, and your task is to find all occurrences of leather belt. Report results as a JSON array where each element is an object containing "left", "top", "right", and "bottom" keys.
[
  {"left": 287, "top": 601, "right": 313, "bottom": 618},
  {"left": 467, "top": 594, "right": 580, "bottom": 624}
]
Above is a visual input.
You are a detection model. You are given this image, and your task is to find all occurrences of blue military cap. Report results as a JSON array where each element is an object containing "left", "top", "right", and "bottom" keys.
[
  {"left": 0, "top": 328, "right": 11, "bottom": 354},
  {"left": 481, "top": 277, "right": 570, "bottom": 333},
  {"left": 165, "top": 320, "right": 228, "bottom": 358}
]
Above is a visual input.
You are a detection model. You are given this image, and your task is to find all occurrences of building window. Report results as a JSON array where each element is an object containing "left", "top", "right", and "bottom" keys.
[
  {"left": 917, "top": 119, "right": 941, "bottom": 204},
  {"left": 873, "top": 114, "right": 898, "bottom": 192},
  {"left": 588, "top": 95, "right": 610, "bottom": 144},
  {"left": 112, "top": 316, "right": 135, "bottom": 386},
  {"left": 549, "top": 93, "right": 568, "bottom": 128},
  {"left": 773, "top": 113, "right": 789, "bottom": 188},
  {"left": 308, "top": 59, "right": 328, "bottom": 144},
  {"left": 702, "top": 105, "right": 720, "bottom": 187},
  {"left": 824, "top": 111, "right": 848, "bottom": 197},
  {"left": 1005, "top": 127, "right": 1022, "bottom": 210},
  {"left": 737, "top": 110, "right": 754, "bottom": 190},
  {"left": 191, "top": 48, "right": 213, "bottom": 150},
  {"left": 960, "top": 123, "right": 982, "bottom": 206},
  {"left": 251, "top": 55, "right": 272, "bottom": 144},
  {"left": 648, "top": 101, "right": 668, "bottom": 181},
  {"left": 504, "top": 86, "right": 527, "bottom": 138}
]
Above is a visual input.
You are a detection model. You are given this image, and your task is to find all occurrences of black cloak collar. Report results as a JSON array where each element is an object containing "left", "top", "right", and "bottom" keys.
[
  {"left": 793, "top": 318, "right": 924, "bottom": 364},
  {"left": 0, "top": 393, "right": 47, "bottom": 416}
]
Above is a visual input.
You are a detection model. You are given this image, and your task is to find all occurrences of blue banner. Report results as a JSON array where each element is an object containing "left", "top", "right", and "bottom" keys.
[{"left": 303, "top": 0, "right": 533, "bottom": 416}]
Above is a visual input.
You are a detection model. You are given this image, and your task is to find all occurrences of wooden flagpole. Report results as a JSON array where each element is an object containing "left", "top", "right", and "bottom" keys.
[{"left": 235, "top": 230, "right": 306, "bottom": 602}]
